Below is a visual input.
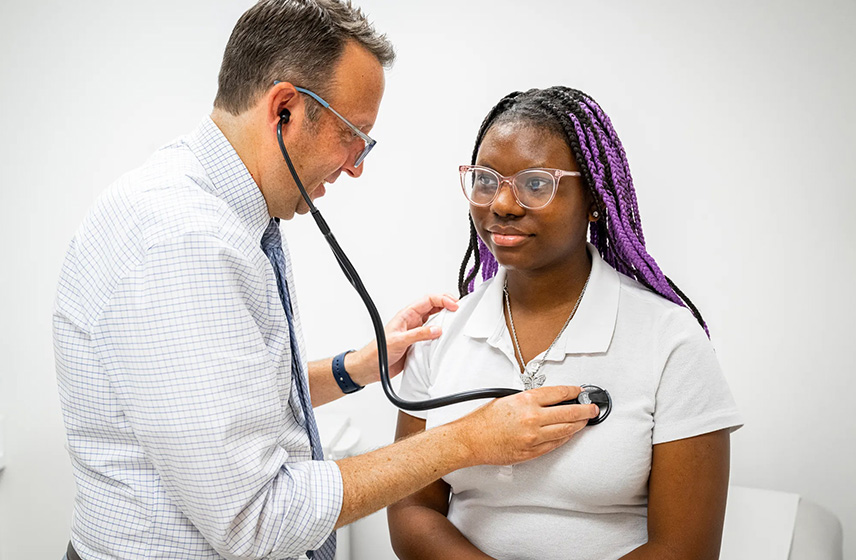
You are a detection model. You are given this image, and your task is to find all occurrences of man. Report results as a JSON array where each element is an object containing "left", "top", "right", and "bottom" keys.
[{"left": 54, "top": 1, "right": 598, "bottom": 559}]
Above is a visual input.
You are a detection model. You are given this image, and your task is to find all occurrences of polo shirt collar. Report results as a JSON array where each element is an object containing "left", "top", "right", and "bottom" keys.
[
  {"left": 462, "top": 243, "right": 620, "bottom": 356},
  {"left": 186, "top": 116, "right": 272, "bottom": 241}
]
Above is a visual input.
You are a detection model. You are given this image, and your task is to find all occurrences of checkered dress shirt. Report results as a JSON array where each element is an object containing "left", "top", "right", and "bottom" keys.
[{"left": 54, "top": 116, "right": 343, "bottom": 559}]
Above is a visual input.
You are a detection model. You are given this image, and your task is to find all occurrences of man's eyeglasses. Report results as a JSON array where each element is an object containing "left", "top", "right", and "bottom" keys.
[
  {"left": 274, "top": 81, "right": 376, "bottom": 167},
  {"left": 459, "top": 165, "right": 581, "bottom": 210}
]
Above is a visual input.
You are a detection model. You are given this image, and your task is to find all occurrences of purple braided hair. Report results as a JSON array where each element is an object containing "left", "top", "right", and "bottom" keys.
[{"left": 466, "top": 237, "right": 499, "bottom": 293}]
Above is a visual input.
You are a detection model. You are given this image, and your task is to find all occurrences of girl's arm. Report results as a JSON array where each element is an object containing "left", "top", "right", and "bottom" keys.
[
  {"left": 387, "top": 411, "right": 496, "bottom": 560},
  {"left": 621, "top": 429, "right": 731, "bottom": 560}
]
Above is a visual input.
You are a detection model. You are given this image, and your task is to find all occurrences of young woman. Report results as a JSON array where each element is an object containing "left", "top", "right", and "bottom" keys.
[{"left": 387, "top": 87, "right": 742, "bottom": 560}]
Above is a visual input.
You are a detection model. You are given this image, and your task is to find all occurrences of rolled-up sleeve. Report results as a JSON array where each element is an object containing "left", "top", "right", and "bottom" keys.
[{"left": 91, "top": 231, "right": 342, "bottom": 559}]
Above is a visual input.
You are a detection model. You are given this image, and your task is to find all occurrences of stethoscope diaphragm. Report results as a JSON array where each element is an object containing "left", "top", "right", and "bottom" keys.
[{"left": 577, "top": 384, "right": 612, "bottom": 425}]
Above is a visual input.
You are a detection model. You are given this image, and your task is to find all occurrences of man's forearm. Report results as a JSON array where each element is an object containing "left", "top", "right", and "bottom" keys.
[
  {"left": 334, "top": 422, "right": 471, "bottom": 529},
  {"left": 308, "top": 357, "right": 344, "bottom": 407}
]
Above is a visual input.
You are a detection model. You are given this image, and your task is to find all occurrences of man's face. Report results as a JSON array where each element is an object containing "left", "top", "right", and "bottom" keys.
[{"left": 285, "top": 41, "right": 385, "bottom": 217}]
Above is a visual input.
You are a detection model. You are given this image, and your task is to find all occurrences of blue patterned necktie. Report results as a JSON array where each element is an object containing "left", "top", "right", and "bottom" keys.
[{"left": 261, "top": 218, "right": 336, "bottom": 560}]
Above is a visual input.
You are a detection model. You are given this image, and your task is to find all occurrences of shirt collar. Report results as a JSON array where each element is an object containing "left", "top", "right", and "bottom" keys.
[
  {"left": 462, "top": 243, "right": 620, "bottom": 356},
  {"left": 185, "top": 115, "right": 272, "bottom": 241}
]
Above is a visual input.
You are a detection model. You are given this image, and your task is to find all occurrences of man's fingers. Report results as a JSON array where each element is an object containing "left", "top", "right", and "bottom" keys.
[
  {"left": 539, "top": 402, "right": 600, "bottom": 426},
  {"left": 391, "top": 325, "right": 442, "bottom": 348},
  {"left": 537, "top": 419, "right": 591, "bottom": 443},
  {"left": 527, "top": 384, "right": 583, "bottom": 406},
  {"left": 526, "top": 435, "right": 573, "bottom": 458},
  {"left": 434, "top": 293, "right": 459, "bottom": 310},
  {"left": 524, "top": 419, "right": 589, "bottom": 456},
  {"left": 419, "top": 307, "right": 446, "bottom": 325},
  {"left": 406, "top": 293, "right": 459, "bottom": 318},
  {"left": 392, "top": 294, "right": 458, "bottom": 331}
]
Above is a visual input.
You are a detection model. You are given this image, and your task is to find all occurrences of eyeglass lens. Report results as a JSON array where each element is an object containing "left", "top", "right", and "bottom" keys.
[{"left": 463, "top": 168, "right": 555, "bottom": 209}]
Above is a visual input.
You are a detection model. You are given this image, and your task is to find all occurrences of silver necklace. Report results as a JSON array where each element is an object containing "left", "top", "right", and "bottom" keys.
[{"left": 504, "top": 271, "right": 591, "bottom": 390}]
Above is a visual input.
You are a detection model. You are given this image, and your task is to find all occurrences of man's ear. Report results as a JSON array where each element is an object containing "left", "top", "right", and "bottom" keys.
[{"left": 267, "top": 80, "right": 302, "bottom": 132}]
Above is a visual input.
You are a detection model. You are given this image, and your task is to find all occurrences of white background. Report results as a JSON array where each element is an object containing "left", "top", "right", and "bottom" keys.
[{"left": 1, "top": 0, "right": 854, "bottom": 558}]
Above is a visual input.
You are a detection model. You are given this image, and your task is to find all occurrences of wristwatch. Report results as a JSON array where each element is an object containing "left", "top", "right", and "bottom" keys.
[{"left": 332, "top": 350, "right": 363, "bottom": 394}]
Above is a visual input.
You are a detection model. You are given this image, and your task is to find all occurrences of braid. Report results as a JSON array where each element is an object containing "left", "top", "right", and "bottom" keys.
[
  {"left": 457, "top": 215, "right": 481, "bottom": 297},
  {"left": 580, "top": 97, "right": 645, "bottom": 243},
  {"left": 456, "top": 86, "right": 710, "bottom": 336}
]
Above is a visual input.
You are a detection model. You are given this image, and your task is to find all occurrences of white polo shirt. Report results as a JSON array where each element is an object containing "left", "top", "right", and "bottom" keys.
[{"left": 398, "top": 244, "right": 743, "bottom": 560}]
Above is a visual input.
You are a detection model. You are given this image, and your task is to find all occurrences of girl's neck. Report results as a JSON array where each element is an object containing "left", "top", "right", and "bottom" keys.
[{"left": 504, "top": 250, "right": 593, "bottom": 313}]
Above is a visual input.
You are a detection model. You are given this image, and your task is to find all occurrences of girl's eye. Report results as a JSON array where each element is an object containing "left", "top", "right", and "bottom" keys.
[
  {"left": 525, "top": 178, "right": 549, "bottom": 191},
  {"left": 476, "top": 173, "right": 498, "bottom": 187}
]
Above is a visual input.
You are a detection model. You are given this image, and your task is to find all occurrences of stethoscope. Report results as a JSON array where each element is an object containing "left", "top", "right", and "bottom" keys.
[{"left": 276, "top": 111, "right": 612, "bottom": 424}]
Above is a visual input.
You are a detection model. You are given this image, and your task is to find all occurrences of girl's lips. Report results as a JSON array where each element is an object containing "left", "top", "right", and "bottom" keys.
[{"left": 491, "top": 232, "right": 530, "bottom": 247}]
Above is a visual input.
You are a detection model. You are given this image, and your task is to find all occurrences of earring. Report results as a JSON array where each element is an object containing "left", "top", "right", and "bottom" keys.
[{"left": 591, "top": 210, "right": 600, "bottom": 220}]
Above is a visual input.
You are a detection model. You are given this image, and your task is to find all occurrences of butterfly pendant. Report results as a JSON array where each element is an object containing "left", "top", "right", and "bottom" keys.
[{"left": 520, "top": 366, "right": 546, "bottom": 390}]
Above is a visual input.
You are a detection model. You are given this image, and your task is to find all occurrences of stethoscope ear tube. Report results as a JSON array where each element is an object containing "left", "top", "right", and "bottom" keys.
[{"left": 276, "top": 119, "right": 612, "bottom": 418}]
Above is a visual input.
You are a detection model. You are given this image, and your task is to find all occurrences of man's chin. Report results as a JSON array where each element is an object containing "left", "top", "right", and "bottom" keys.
[
  {"left": 291, "top": 199, "right": 309, "bottom": 218},
  {"left": 288, "top": 182, "right": 326, "bottom": 217},
  {"left": 299, "top": 184, "right": 326, "bottom": 212}
]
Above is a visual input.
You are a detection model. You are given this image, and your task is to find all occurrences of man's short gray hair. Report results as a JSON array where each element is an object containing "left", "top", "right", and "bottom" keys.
[{"left": 214, "top": 0, "right": 395, "bottom": 115}]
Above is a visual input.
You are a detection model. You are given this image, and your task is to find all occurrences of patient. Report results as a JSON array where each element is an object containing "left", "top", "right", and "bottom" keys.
[{"left": 387, "top": 86, "right": 743, "bottom": 560}]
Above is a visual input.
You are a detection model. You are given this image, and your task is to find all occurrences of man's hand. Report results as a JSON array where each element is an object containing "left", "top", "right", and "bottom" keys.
[
  {"left": 335, "top": 385, "right": 598, "bottom": 528},
  {"left": 345, "top": 293, "right": 459, "bottom": 386},
  {"left": 452, "top": 385, "right": 599, "bottom": 467}
]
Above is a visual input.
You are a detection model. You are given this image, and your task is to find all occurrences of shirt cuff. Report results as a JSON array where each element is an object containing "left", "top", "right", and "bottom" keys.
[{"left": 275, "top": 459, "right": 343, "bottom": 555}]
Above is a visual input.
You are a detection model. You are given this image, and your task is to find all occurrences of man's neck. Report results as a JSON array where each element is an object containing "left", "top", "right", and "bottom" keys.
[{"left": 211, "top": 108, "right": 262, "bottom": 186}]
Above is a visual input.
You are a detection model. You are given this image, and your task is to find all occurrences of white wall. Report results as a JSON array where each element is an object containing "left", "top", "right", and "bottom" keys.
[{"left": 1, "top": 1, "right": 854, "bottom": 559}]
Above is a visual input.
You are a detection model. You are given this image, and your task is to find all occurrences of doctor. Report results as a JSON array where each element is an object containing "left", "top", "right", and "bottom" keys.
[{"left": 53, "top": 1, "right": 599, "bottom": 559}]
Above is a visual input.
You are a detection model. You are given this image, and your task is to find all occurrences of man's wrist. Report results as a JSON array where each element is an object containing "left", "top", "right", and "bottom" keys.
[
  {"left": 434, "top": 421, "right": 476, "bottom": 470},
  {"left": 333, "top": 350, "right": 363, "bottom": 394},
  {"left": 343, "top": 348, "right": 373, "bottom": 387}
]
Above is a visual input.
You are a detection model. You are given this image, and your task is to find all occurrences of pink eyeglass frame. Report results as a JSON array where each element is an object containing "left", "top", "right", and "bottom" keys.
[{"left": 459, "top": 164, "right": 582, "bottom": 210}]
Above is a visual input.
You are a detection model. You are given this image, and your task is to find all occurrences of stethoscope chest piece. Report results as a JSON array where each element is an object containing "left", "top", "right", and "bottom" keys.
[
  {"left": 552, "top": 384, "right": 612, "bottom": 425},
  {"left": 579, "top": 384, "right": 612, "bottom": 426}
]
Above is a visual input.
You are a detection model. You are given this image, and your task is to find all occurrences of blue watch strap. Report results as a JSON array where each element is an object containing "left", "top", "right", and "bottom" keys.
[{"left": 333, "top": 350, "right": 363, "bottom": 394}]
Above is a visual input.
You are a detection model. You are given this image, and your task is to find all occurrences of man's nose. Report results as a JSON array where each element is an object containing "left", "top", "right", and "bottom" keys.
[{"left": 343, "top": 143, "right": 365, "bottom": 178}]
